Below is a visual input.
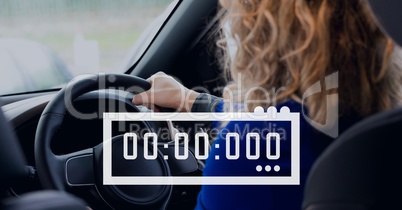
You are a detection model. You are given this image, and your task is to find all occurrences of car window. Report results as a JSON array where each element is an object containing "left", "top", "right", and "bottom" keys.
[
  {"left": 0, "top": 48, "right": 27, "bottom": 94},
  {"left": 120, "top": 0, "right": 178, "bottom": 71},
  {"left": 6, "top": 40, "right": 69, "bottom": 91},
  {"left": 0, "top": 0, "right": 176, "bottom": 95}
]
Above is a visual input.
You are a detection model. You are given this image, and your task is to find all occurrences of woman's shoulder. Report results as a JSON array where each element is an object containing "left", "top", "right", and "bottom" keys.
[{"left": 275, "top": 99, "right": 304, "bottom": 112}]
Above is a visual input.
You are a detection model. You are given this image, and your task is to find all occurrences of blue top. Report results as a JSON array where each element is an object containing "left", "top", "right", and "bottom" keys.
[{"left": 194, "top": 99, "right": 336, "bottom": 210}]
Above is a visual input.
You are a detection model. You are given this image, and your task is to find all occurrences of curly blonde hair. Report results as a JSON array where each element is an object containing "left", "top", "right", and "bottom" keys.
[{"left": 218, "top": 0, "right": 402, "bottom": 124}]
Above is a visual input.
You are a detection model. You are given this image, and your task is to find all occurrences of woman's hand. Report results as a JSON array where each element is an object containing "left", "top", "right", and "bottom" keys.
[{"left": 132, "top": 71, "right": 200, "bottom": 112}]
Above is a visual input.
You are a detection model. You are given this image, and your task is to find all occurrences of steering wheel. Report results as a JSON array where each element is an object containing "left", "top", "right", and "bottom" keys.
[{"left": 34, "top": 74, "right": 179, "bottom": 210}]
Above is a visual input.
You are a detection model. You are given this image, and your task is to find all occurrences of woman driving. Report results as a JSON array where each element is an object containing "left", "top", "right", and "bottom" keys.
[{"left": 133, "top": 0, "right": 402, "bottom": 209}]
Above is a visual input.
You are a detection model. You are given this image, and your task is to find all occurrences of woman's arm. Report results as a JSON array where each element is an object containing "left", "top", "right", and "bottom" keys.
[
  {"left": 132, "top": 71, "right": 223, "bottom": 112},
  {"left": 132, "top": 71, "right": 200, "bottom": 111},
  {"left": 191, "top": 93, "right": 223, "bottom": 113}
]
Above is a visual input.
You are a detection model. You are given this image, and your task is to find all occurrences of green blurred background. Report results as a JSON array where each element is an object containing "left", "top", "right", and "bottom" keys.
[{"left": 0, "top": 0, "right": 172, "bottom": 74}]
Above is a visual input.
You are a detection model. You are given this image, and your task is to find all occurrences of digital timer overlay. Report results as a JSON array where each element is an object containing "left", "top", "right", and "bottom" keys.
[{"left": 103, "top": 107, "right": 300, "bottom": 185}]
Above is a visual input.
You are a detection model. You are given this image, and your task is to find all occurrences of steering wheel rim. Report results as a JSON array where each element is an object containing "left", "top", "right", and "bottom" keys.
[{"left": 34, "top": 73, "right": 173, "bottom": 209}]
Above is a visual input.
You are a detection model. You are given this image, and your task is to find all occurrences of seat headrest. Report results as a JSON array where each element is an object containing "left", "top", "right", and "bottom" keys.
[
  {"left": 302, "top": 107, "right": 402, "bottom": 209},
  {"left": 366, "top": 0, "right": 402, "bottom": 46}
]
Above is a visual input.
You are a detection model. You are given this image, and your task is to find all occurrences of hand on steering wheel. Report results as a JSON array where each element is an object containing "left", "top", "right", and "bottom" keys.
[{"left": 132, "top": 71, "right": 200, "bottom": 112}]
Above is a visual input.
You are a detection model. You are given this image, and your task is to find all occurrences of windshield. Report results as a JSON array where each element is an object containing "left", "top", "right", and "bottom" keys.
[{"left": 0, "top": 0, "right": 175, "bottom": 96}]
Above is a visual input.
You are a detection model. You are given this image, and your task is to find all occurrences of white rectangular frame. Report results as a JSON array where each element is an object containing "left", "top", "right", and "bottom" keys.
[{"left": 103, "top": 110, "right": 300, "bottom": 185}]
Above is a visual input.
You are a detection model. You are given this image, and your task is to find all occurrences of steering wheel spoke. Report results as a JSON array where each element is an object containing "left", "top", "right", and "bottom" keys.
[{"left": 58, "top": 148, "right": 95, "bottom": 187}]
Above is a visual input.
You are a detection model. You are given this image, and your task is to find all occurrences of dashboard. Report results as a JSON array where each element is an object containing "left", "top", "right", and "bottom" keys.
[
  {"left": 1, "top": 91, "right": 178, "bottom": 191},
  {"left": 1, "top": 90, "right": 204, "bottom": 209}
]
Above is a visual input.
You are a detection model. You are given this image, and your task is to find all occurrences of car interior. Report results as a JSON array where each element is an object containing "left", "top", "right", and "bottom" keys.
[{"left": 0, "top": 0, "right": 401, "bottom": 209}]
